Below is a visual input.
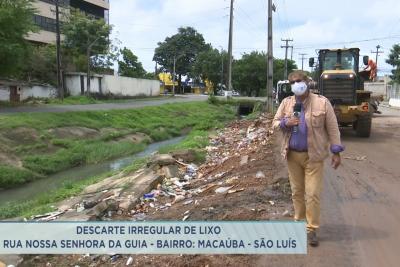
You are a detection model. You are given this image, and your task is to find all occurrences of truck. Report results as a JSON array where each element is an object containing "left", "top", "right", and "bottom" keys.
[
  {"left": 275, "top": 80, "right": 293, "bottom": 105},
  {"left": 308, "top": 48, "right": 373, "bottom": 137}
]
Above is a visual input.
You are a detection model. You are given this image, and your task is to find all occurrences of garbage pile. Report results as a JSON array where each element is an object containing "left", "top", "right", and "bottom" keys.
[
  {"left": 28, "top": 115, "right": 275, "bottom": 223},
  {"left": 129, "top": 115, "right": 274, "bottom": 221}
]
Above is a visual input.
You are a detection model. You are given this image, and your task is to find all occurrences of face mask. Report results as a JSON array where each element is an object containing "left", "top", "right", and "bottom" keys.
[{"left": 291, "top": 81, "right": 308, "bottom": 96}]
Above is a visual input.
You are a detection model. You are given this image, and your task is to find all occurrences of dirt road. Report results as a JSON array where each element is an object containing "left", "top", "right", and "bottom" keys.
[{"left": 259, "top": 106, "right": 400, "bottom": 267}]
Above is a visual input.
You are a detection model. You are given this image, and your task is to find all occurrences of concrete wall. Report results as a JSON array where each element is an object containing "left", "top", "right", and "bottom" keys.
[
  {"left": 103, "top": 75, "right": 160, "bottom": 96},
  {"left": 389, "top": 98, "right": 400, "bottom": 108},
  {"left": 364, "top": 82, "right": 387, "bottom": 97},
  {"left": 64, "top": 73, "right": 102, "bottom": 96},
  {"left": 64, "top": 73, "right": 160, "bottom": 97},
  {"left": 0, "top": 84, "right": 56, "bottom": 101},
  {"left": 20, "top": 84, "right": 57, "bottom": 100},
  {"left": 0, "top": 86, "right": 9, "bottom": 101}
]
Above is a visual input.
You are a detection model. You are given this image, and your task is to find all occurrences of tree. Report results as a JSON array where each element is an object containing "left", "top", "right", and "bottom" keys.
[
  {"left": 386, "top": 44, "right": 400, "bottom": 84},
  {"left": 22, "top": 45, "right": 57, "bottom": 85},
  {"left": 118, "top": 47, "right": 147, "bottom": 78},
  {"left": 273, "top": 58, "right": 297, "bottom": 84},
  {"left": 0, "top": 0, "right": 36, "bottom": 77},
  {"left": 62, "top": 10, "right": 113, "bottom": 72},
  {"left": 232, "top": 52, "right": 267, "bottom": 97},
  {"left": 193, "top": 48, "right": 227, "bottom": 94},
  {"left": 153, "top": 27, "right": 209, "bottom": 93},
  {"left": 232, "top": 52, "right": 297, "bottom": 97}
]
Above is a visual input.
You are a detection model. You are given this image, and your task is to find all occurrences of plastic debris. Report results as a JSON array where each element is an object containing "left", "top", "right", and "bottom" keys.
[
  {"left": 183, "top": 199, "right": 193, "bottom": 205},
  {"left": 143, "top": 193, "right": 155, "bottom": 199},
  {"left": 126, "top": 256, "right": 133, "bottom": 266},
  {"left": 282, "top": 210, "right": 290, "bottom": 217},
  {"left": 256, "top": 171, "right": 266, "bottom": 179},
  {"left": 215, "top": 186, "right": 233, "bottom": 194}
]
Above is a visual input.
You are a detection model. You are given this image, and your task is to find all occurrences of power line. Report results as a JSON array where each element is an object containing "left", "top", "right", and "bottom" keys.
[{"left": 294, "top": 35, "right": 400, "bottom": 50}]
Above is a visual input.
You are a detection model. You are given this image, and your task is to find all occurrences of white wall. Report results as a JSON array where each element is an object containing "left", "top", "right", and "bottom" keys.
[
  {"left": 64, "top": 74, "right": 82, "bottom": 96},
  {"left": 64, "top": 73, "right": 160, "bottom": 97},
  {"left": 103, "top": 75, "right": 160, "bottom": 96},
  {"left": 364, "top": 82, "right": 386, "bottom": 96},
  {"left": 20, "top": 85, "right": 57, "bottom": 100},
  {"left": 0, "top": 84, "right": 55, "bottom": 101},
  {"left": 0, "top": 86, "right": 9, "bottom": 101},
  {"left": 64, "top": 73, "right": 102, "bottom": 95},
  {"left": 389, "top": 98, "right": 400, "bottom": 108}
]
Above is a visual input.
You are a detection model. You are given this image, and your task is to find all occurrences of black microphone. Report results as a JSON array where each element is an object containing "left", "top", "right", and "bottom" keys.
[{"left": 293, "top": 103, "right": 302, "bottom": 133}]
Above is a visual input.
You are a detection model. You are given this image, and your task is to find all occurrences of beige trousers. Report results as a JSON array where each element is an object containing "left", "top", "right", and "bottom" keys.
[{"left": 287, "top": 151, "right": 324, "bottom": 232}]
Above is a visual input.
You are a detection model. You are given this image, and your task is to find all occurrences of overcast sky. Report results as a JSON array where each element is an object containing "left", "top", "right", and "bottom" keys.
[{"left": 109, "top": 0, "right": 400, "bottom": 75}]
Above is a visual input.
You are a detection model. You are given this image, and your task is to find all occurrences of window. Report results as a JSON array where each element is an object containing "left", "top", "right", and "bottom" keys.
[
  {"left": 33, "top": 15, "right": 57, "bottom": 33},
  {"left": 38, "top": 0, "right": 70, "bottom": 5}
]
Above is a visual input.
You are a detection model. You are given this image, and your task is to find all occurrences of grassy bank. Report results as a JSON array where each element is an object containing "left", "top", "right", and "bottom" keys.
[
  {"left": 0, "top": 158, "right": 148, "bottom": 220},
  {"left": 0, "top": 101, "right": 236, "bottom": 189},
  {"left": 0, "top": 95, "right": 172, "bottom": 107},
  {"left": 0, "top": 128, "right": 214, "bottom": 219}
]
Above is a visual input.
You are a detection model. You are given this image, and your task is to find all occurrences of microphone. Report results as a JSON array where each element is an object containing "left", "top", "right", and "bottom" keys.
[{"left": 293, "top": 103, "right": 302, "bottom": 133}]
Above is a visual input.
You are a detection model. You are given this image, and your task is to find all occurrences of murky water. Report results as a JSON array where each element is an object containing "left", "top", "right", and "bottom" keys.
[{"left": 0, "top": 136, "right": 185, "bottom": 204}]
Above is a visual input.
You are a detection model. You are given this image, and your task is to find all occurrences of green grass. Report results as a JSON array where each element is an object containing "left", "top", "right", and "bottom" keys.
[
  {"left": 0, "top": 106, "right": 249, "bottom": 220},
  {"left": 0, "top": 102, "right": 236, "bottom": 189},
  {"left": 45, "top": 95, "right": 170, "bottom": 105},
  {"left": 0, "top": 165, "right": 43, "bottom": 189},
  {"left": 0, "top": 125, "right": 216, "bottom": 219},
  {"left": 22, "top": 141, "right": 146, "bottom": 175},
  {"left": 0, "top": 157, "right": 148, "bottom": 220},
  {"left": 0, "top": 95, "right": 173, "bottom": 107}
]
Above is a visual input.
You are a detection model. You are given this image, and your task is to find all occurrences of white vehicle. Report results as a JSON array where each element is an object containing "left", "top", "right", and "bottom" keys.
[
  {"left": 276, "top": 80, "right": 293, "bottom": 104},
  {"left": 223, "top": 90, "right": 233, "bottom": 97},
  {"left": 232, "top": 91, "right": 240, "bottom": 96}
]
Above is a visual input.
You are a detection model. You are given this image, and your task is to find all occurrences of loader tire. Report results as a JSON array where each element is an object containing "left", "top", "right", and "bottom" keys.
[{"left": 355, "top": 115, "right": 372, "bottom": 137}]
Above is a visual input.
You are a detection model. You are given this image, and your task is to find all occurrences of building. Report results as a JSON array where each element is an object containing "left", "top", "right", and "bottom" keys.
[{"left": 27, "top": 0, "right": 110, "bottom": 44}]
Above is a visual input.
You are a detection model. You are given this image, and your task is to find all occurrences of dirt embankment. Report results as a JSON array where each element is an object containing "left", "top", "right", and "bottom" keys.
[{"left": 21, "top": 116, "right": 294, "bottom": 267}]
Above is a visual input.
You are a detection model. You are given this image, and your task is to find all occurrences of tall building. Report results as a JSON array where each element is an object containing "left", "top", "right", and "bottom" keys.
[{"left": 27, "top": 0, "right": 110, "bottom": 44}]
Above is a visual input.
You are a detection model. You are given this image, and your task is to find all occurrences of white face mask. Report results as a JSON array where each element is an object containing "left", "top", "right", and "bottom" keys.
[{"left": 291, "top": 81, "right": 308, "bottom": 96}]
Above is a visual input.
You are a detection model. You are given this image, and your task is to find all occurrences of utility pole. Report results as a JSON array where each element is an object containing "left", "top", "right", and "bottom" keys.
[
  {"left": 86, "top": 37, "right": 100, "bottom": 95},
  {"left": 290, "top": 46, "right": 293, "bottom": 61},
  {"left": 299, "top": 53, "right": 307, "bottom": 71},
  {"left": 371, "top": 45, "right": 384, "bottom": 69},
  {"left": 220, "top": 48, "right": 224, "bottom": 90},
  {"left": 227, "top": 0, "right": 234, "bottom": 91},
  {"left": 172, "top": 53, "right": 184, "bottom": 96},
  {"left": 172, "top": 55, "right": 176, "bottom": 96},
  {"left": 54, "top": 0, "right": 63, "bottom": 99},
  {"left": 266, "top": 0, "right": 276, "bottom": 113},
  {"left": 281, "top": 38, "right": 293, "bottom": 79}
]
